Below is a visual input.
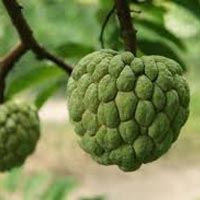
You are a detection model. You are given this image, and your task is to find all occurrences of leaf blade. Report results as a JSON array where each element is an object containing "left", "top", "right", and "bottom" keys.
[
  {"left": 136, "top": 19, "right": 185, "bottom": 50},
  {"left": 41, "top": 177, "right": 78, "bottom": 200},
  {"left": 34, "top": 78, "right": 63, "bottom": 110},
  {"left": 5, "top": 65, "right": 65, "bottom": 99},
  {"left": 138, "top": 39, "right": 186, "bottom": 70}
]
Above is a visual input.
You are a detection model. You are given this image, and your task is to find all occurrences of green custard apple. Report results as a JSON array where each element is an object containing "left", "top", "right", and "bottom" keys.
[
  {"left": 0, "top": 101, "right": 40, "bottom": 171},
  {"left": 67, "top": 49, "right": 190, "bottom": 172}
]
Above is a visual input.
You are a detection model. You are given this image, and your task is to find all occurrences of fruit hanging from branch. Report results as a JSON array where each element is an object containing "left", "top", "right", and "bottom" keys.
[
  {"left": 67, "top": 49, "right": 190, "bottom": 171},
  {"left": 0, "top": 101, "right": 40, "bottom": 171}
]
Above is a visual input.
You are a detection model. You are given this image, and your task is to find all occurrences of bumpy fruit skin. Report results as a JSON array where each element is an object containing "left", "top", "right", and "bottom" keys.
[
  {"left": 67, "top": 49, "right": 190, "bottom": 172},
  {"left": 0, "top": 101, "right": 40, "bottom": 171}
]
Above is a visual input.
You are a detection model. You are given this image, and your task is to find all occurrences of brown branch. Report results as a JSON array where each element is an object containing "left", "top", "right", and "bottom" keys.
[
  {"left": 1, "top": 0, "right": 73, "bottom": 74},
  {"left": 0, "top": 43, "right": 28, "bottom": 76},
  {"left": 31, "top": 44, "right": 72, "bottom": 73},
  {"left": 114, "top": 0, "right": 137, "bottom": 54},
  {"left": 2, "top": 0, "right": 35, "bottom": 46},
  {"left": 0, "top": 0, "right": 73, "bottom": 103},
  {"left": 0, "top": 42, "right": 28, "bottom": 103}
]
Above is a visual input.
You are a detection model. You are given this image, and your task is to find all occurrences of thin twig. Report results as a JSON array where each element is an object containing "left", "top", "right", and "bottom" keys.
[
  {"left": 32, "top": 45, "right": 72, "bottom": 73},
  {"left": 99, "top": 5, "right": 116, "bottom": 48},
  {"left": 114, "top": 0, "right": 137, "bottom": 54}
]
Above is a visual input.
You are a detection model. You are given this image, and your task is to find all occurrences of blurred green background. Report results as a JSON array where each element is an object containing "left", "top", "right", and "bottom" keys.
[{"left": 0, "top": 0, "right": 200, "bottom": 199}]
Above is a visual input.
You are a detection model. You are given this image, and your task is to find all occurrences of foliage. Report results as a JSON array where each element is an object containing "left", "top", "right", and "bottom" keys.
[
  {"left": 81, "top": 196, "right": 105, "bottom": 200},
  {"left": 0, "top": 168, "right": 105, "bottom": 200},
  {"left": 0, "top": 1, "right": 199, "bottom": 199},
  {"left": 0, "top": 168, "right": 76, "bottom": 199}
]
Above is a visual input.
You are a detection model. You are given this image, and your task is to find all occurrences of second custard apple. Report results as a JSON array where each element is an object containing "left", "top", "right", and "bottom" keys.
[
  {"left": 67, "top": 49, "right": 190, "bottom": 172},
  {"left": 0, "top": 101, "right": 40, "bottom": 171}
]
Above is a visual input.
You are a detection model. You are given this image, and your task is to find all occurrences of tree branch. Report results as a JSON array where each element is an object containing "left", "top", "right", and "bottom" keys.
[
  {"left": 1, "top": 0, "right": 73, "bottom": 74},
  {"left": 0, "top": 0, "right": 74, "bottom": 103},
  {"left": 0, "top": 42, "right": 28, "bottom": 103},
  {"left": 114, "top": 0, "right": 137, "bottom": 54}
]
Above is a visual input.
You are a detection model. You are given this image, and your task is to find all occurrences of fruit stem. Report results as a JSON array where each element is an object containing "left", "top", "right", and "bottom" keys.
[{"left": 114, "top": 0, "right": 137, "bottom": 55}]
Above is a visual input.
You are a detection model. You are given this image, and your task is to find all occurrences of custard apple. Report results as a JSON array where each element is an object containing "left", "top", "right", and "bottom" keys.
[
  {"left": 67, "top": 49, "right": 190, "bottom": 172},
  {"left": 0, "top": 101, "right": 40, "bottom": 171}
]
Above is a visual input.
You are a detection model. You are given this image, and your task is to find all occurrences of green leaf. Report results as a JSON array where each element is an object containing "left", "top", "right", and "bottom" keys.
[
  {"left": 164, "top": 3, "right": 200, "bottom": 38},
  {"left": 132, "top": 2, "right": 166, "bottom": 24},
  {"left": 55, "top": 42, "right": 95, "bottom": 59},
  {"left": 138, "top": 39, "right": 186, "bottom": 70},
  {"left": 98, "top": 0, "right": 113, "bottom": 9},
  {"left": 41, "top": 177, "right": 78, "bottom": 200},
  {"left": 173, "top": 0, "right": 200, "bottom": 20},
  {"left": 80, "top": 196, "right": 106, "bottom": 200},
  {"left": 136, "top": 19, "right": 185, "bottom": 50},
  {"left": 106, "top": 24, "right": 122, "bottom": 50},
  {"left": 3, "top": 168, "right": 23, "bottom": 193},
  {"left": 5, "top": 65, "right": 65, "bottom": 99},
  {"left": 35, "top": 78, "right": 63, "bottom": 109},
  {"left": 23, "top": 173, "right": 51, "bottom": 200}
]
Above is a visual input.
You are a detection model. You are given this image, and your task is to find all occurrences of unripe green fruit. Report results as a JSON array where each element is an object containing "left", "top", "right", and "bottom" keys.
[
  {"left": 0, "top": 101, "right": 40, "bottom": 171},
  {"left": 67, "top": 49, "right": 190, "bottom": 172}
]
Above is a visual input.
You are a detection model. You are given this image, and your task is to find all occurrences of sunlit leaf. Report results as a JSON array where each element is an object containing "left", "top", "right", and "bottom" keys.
[
  {"left": 136, "top": 19, "right": 185, "bottom": 49},
  {"left": 23, "top": 173, "right": 51, "bottom": 200},
  {"left": 41, "top": 177, "right": 78, "bottom": 200},
  {"left": 3, "top": 168, "right": 23, "bottom": 193}
]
